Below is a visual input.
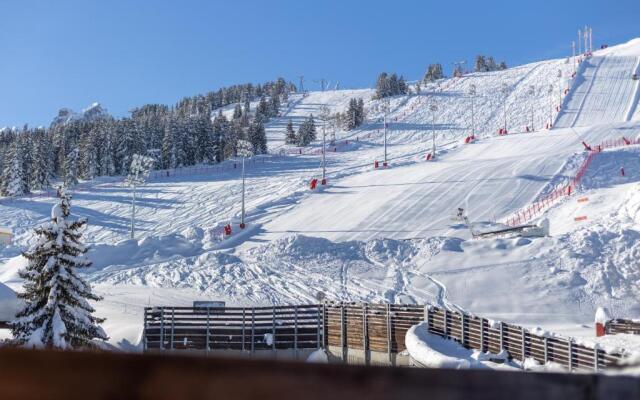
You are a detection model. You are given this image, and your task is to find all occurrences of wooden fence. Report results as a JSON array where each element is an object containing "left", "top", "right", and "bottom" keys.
[
  {"left": 606, "top": 318, "right": 640, "bottom": 335},
  {"left": 143, "top": 305, "right": 323, "bottom": 353},
  {"left": 324, "top": 303, "right": 423, "bottom": 362},
  {"left": 144, "top": 303, "right": 628, "bottom": 371},
  {"left": 421, "top": 306, "right": 625, "bottom": 372}
]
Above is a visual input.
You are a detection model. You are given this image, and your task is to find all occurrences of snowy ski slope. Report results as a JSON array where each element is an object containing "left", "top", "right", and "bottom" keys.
[
  {"left": 248, "top": 123, "right": 640, "bottom": 244},
  {"left": 2, "top": 38, "right": 640, "bottom": 349},
  {"left": 555, "top": 53, "right": 640, "bottom": 128}
]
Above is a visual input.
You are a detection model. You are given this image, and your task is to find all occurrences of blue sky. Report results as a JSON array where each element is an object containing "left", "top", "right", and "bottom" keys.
[{"left": 1, "top": 0, "right": 638, "bottom": 127}]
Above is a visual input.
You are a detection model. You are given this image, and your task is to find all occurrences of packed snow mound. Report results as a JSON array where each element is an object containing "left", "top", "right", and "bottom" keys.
[
  {"left": 406, "top": 322, "right": 515, "bottom": 370},
  {"left": 87, "top": 234, "right": 467, "bottom": 306},
  {"left": 88, "top": 234, "right": 202, "bottom": 270}
]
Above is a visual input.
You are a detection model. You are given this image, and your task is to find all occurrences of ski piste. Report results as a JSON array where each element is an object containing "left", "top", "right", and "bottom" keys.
[{"left": 1, "top": 38, "right": 640, "bottom": 351}]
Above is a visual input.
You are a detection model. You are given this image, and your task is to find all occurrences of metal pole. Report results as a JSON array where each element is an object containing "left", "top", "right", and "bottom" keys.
[
  {"left": 578, "top": 29, "right": 582, "bottom": 55},
  {"left": 471, "top": 94, "right": 475, "bottom": 136},
  {"left": 130, "top": 183, "right": 136, "bottom": 239},
  {"left": 241, "top": 156, "right": 245, "bottom": 228},
  {"left": 432, "top": 112, "right": 436, "bottom": 157},
  {"left": 572, "top": 41, "right": 576, "bottom": 72},
  {"left": 503, "top": 93, "right": 507, "bottom": 132},
  {"left": 383, "top": 113, "right": 387, "bottom": 164},
  {"left": 322, "top": 121, "right": 326, "bottom": 181}
]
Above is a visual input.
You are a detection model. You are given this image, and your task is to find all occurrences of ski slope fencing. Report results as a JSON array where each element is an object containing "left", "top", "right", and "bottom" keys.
[
  {"left": 504, "top": 136, "right": 640, "bottom": 226},
  {"left": 147, "top": 155, "right": 280, "bottom": 181},
  {"left": 605, "top": 319, "right": 640, "bottom": 336},
  {"left": 280, "top": 138, "right": 356, "bottom": 156},
  {"left": 143, "top": 302, "right": 629, "bottom": 371}
]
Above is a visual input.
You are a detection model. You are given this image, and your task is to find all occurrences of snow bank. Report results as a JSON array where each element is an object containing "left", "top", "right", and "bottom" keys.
[
  {"left": 405, "top": 323, "right": 515, "bottom": 370},
  {"left": 89, "top": 234, "right": 202, "bottom": 270},
  {"left": 306, "top": 349, "right": 329, "bottom": 363}
]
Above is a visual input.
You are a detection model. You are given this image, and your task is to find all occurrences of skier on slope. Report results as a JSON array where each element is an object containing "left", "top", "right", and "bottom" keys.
[{"left": 456, "top": 207, "right": 465, "bottom": 220}]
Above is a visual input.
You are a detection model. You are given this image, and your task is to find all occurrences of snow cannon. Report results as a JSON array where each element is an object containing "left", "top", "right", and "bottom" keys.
[
  {"left": 623, "top": 137, "right": 631, "bottom": 145},
  {"left": 383, "top": 162, "right": 388, "bottom": 168},
  {"left": 239, "top": 223, "right": 246, "bottom": 229},
  {"left": 581, "top": 141, "right": 592, "bottom": 151},
  {"left": 321, "top": 178, "right": 327, "bottom": 185}
]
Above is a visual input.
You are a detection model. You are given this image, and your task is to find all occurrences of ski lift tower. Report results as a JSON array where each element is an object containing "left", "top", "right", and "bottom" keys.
[
  {"left": 237, "top": 140, "right": 254, "bottom": 229},
  {"left": 126, "top": 154, "right": 155, "bottom": 239}
]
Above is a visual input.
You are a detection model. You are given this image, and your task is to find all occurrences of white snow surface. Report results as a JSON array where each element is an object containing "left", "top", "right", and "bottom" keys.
[
  {"left": 406, "top": 322, "right": 516, "bottom": 370},
  {"left": 2, "top": 38, "right": 640, "bottom": 350}
]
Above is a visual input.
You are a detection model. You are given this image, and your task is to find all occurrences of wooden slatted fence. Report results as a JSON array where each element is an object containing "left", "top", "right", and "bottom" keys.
[
  {"left": 605, "top": 319, "right": 640, "bottom": 335},
  {"left": 143, "top": 305, "right": 323, "bottom": 353},
  {"left": 144, "top": 303, "right": 629, "bottom": 371}
]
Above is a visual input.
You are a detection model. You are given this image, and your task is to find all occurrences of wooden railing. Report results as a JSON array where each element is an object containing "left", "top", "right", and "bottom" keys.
[
  {"left": 606, "top": 319, "right": 640, "bottom": 335},
  {"left": 144, "top": 303, "right": 629, "bottom": 371}
]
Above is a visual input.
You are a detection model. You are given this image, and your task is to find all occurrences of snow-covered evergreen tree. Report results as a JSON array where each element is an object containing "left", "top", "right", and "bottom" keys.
[
  {"left": 297, "top": 114, "right": 317, "bottom": 146},
  {"left": 30, "top": 129, "right": 51, "bottom": 190},
  {"left": 12, "top": 193, "right": 108, "bottom": 349},
  {"left": 64, "top": 148, "right": 79, "bottom": 187},
  {"left": 285, "top": 119, "right": 297, "bottom": 144},
  {"left": 248, "top": 119, "right": 267, "bottom": 154},
  {"left": 1, "top": 141, "right": 29, "bottom": 197},
  {"left": 424, "top": 63, "right": 444, "bottom": 82}
]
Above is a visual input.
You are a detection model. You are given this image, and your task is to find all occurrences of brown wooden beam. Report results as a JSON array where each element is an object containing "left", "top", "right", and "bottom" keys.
[{"left": 0, "top": 348, "right": 638, "bottom": 400}]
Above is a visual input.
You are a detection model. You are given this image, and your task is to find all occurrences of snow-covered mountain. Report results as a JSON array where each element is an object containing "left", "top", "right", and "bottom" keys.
[
  {"left": 50, "top": 102, "right": 110, "bottom": 126},
  {"left": 1, "top": 37, "right": 640, "bottom": 350}
]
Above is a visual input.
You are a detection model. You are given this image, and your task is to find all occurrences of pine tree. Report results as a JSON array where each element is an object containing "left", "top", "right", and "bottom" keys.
[
  {"left": 375, "top": 72, "right": 389, "bottom": 99},
  {"left": 256, "top": 96, "right": 269, "bottom": 122},
  {"left": 269, "top": 94, "right": 280, "bottom": 117},
  {"left": 486, "top": 56, "right": 497, "bottom": 71},
  {"left": 30, "top": 130, "right": 51, "bottom": 191},
  {"left": 475, "top": 55, "right": 487, "bottom": 72},
  {"left": 248, "top": 119, "right": 267, "bottom": 154},
  {"left": 424, "top": 63, "right": 444, "bottom": 82},
  {"left": 297, "top": 114, "right": 317, "bottom": 146},
  {"left": 12, "top": 194, "right": 108, "bottom": 349},
  {"left": 285, "top": 119, "right": 297, "bottom": 144},
  {"left": 1, "top": 140, "right": 29, "bottom": 197},
  {"left": 212, "top": 110, "right": 229, "bottom": 163},
  {"left": 64, "top": 148, "right": 79, "bottom": 187}
]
